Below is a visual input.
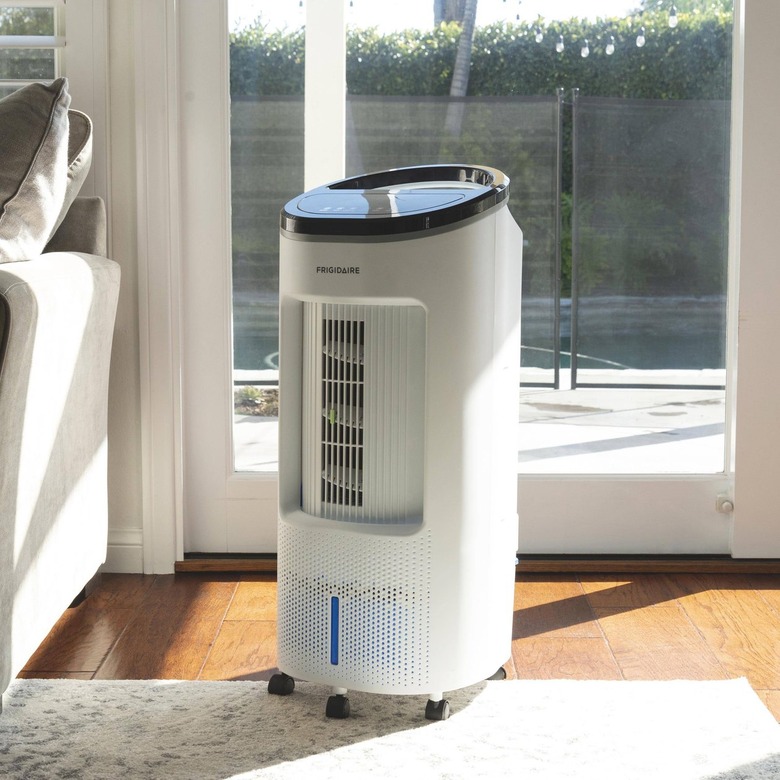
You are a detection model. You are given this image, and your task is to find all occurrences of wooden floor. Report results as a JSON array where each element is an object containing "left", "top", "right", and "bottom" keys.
[{"left": 20, "top": 571, "right": 780, "bottom": 720}]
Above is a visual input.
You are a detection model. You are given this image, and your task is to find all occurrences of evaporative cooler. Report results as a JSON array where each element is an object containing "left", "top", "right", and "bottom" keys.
[{"left": 270, "top": 164, "right": 522, "bottom": 721}]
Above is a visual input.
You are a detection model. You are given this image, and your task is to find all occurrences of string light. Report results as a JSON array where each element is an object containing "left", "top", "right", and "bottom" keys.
[{"left": 518, "top": 3, "right": 688, "bottom": 58}]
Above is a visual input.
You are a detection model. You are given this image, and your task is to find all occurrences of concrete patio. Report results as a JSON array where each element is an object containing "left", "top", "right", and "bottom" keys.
[{"left": 234, "top": 386, "right": 726, "bottom": 475}]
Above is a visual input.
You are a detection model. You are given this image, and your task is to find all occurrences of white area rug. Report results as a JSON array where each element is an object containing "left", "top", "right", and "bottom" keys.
[{"left": 1, "top": 678, "right": 779, "bottom": 779}]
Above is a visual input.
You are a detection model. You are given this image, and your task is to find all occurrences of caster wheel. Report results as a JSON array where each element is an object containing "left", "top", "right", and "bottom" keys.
[
  {"left": 425, "top": 699, "right": 451, "bottom": 721},
  {"left": 268, "top": 672, "right": 295, "bottom": 696},
  {"left": 487, "top": 666, "right": 507, "bottom": 681},
  {"left": 326, "top": 694, "right": 351, "bottom": 719}
]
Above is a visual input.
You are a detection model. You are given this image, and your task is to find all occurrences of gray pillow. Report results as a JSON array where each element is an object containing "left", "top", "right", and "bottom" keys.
[
  {"left": 50, "top": 109, "right": 93, "bottom": 239},
  {"left": 0, "top": 78, "right": 71, "bottom": 263}
]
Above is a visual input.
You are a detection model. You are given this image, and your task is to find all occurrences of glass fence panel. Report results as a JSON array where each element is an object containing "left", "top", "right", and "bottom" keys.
[
  {"left": 231, "top": 95, "right": 303, "bottom": 380},
  {"left": 346, "top": 94, "right": 561, "bottom": 386},
  {"left": 571, "top": 95, "right": 730, "bottom": 388}
]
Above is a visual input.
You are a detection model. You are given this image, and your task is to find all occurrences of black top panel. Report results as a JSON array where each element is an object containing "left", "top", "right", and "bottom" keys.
[{"left": 281, "top": 164, "right": 509, "bottom": 237}]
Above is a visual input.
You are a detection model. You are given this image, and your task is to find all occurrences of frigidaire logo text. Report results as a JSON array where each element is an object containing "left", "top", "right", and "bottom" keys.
[{"left": 316, "top": 266, "right": 360, "bottom": 275}]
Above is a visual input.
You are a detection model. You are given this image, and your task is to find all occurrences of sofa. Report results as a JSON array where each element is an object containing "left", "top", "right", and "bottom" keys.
[{"left": 0, "top": 78, "right": 120, "bottom": 708}]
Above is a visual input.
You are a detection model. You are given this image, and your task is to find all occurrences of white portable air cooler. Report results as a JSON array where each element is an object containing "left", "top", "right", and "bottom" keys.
[{"left": 270, "top": 165, "right": 522, "bottom": 720}]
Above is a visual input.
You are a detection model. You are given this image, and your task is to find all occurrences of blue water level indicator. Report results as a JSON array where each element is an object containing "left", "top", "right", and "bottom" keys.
[{"left": 330, "top": 596, "right": 339, "bottom": 665}]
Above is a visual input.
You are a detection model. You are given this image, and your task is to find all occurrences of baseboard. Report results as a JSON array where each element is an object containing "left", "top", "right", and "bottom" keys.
[
  {"left": 103, "top": 528, "right": 144, "bottom": 573},
  {"left": 175, "top": 553, "right": 780, "bottom": 575}
]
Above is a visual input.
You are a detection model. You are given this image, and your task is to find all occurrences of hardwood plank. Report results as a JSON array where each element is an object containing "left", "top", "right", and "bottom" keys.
[
  {"left": 140, "top": 574, "right": 238, "bottom": 612},
  {"left": 21, "top": 575, "right": 156, "bottom": 676},
  {"left": 675, "top": 575, "right": 780, "bottom": 689},
  {"left": 85, "top": 573, "right": 157, "bottom": 609},
  {"left": 93, "top": 577, "right": 236, "bottom": 680},
  {"left": 745, "top": 575, "right": 780, "bottom": 616},
  {"left": 594, "top": 606, "right": 728, "bottom": 681},
  {"left": 22, "top": 603, "right": 136, "bottom": 674},
  {"left": 225, "top": 576, "right": 277, "bottom": 621},
  {"left": 511, "top": 636, "right": 622, "bottom": 680},
  {"left": 94, "top": 615, "right": 221, "bottom": 680},
  {"left": 580, "top": 574, "right": 685, "bottom": 608},
  {"left": 514, "top": 576, "right": 601, "bottom": 639},
  {"left": 199, "top": 620, "right": 279, "bottom": 681}
]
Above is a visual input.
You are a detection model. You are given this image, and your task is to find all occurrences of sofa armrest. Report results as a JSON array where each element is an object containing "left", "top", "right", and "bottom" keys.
[
  {"left": 0, "top": 252, "right": 119, "bottom": 700},
  {"left": 43, "top": 196, "right": 107, "bottom": 257}
]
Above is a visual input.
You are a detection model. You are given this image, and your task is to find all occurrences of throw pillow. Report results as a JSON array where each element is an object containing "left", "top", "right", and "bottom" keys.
[
  {"left": 0, "top": 77, "right": 71, "bottom": 263},
  {"left": 50, "top": 109, "right": 93, "bottom": 240}
]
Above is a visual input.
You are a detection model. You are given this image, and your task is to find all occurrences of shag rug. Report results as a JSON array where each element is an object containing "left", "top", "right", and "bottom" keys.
[{"left": 1, "top": 678, "right": 779, "bottom": 779}]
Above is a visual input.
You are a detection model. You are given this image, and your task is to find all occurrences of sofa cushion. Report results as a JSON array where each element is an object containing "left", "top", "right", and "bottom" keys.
[
  {"left": 45, "top": 196, "right": 106, "bottom": 257},
  {"left": 0, "top": 78, "right": 71, "bottom": 263}
]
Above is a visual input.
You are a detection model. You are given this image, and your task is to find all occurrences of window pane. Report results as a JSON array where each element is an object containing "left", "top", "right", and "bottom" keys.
[
  {"left": 0, "top": 6, "right": 56, "bottom": 83},
  {"left": 230, "top": 1, "right": 304, "bottom": 472},
  {"left": 0, "top": 7, "right": 55, "bottom": 36},
  {"left": 0, "top": 48, "right": 55, "bottom": 80}
]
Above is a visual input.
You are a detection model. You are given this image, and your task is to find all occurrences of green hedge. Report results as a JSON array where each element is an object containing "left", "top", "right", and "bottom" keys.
[{"left": 230, "top": 10, "right": 732, "bottom": 100}]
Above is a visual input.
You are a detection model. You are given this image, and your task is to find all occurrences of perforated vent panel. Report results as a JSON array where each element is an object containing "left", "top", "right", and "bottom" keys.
[{"left": 277, "top": 521, "right": 432, "bottom": 692}]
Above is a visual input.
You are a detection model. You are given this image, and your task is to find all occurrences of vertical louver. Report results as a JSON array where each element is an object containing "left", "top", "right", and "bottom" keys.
[
  {"left": 302, "top": 302, "right": 425, "bottom": 524},
  {"left": 322, "top": 316, "right": 364, "bottom": 508}
]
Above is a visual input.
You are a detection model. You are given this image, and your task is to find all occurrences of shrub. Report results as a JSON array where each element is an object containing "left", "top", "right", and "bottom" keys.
[{"left": 229, "top": 10, "right": 732, "bottom": 101}]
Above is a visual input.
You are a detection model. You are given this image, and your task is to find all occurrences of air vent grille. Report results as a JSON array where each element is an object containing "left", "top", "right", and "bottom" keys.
[{"left": 302, "top": 302, "right": 425, "bottom": 524}]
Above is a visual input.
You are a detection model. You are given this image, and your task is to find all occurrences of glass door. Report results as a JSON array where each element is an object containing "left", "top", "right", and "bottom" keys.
[{"left": 179, "top": 0, "right": 739, "bottom": 556}]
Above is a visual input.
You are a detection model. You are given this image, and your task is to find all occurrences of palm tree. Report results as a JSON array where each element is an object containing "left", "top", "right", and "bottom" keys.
[
  {"left": 443, "top": 0, "right": 478, "bottom": 136},
  {"left": 434, "top": 0, "right": 467, "bottom": 26}
]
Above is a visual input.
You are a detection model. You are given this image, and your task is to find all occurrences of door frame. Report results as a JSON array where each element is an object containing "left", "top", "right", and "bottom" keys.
[{"left": 134, "top": 0, "right": 780, "bottom": 572}]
